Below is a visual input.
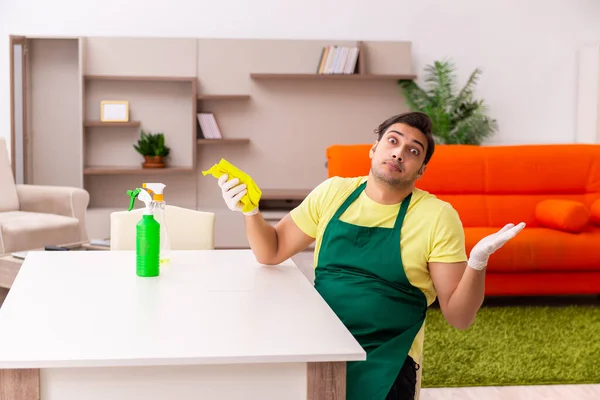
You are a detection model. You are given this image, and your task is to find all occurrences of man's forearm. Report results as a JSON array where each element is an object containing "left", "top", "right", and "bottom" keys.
[
  {"left": 445, "top": 265, "right": 486, "bottom": 330},
  {"left": 244, "top": 213, "right": 279, "bottom": 265}
]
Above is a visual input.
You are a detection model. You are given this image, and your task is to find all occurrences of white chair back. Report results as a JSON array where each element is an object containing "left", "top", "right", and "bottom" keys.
[{"left": 110, "top": 205, "right": 215, "bottom": 250}]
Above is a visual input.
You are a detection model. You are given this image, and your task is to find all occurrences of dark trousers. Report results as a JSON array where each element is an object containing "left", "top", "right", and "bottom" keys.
[{"left": 385, "top": 355, "right": 419, "bottom": 400}]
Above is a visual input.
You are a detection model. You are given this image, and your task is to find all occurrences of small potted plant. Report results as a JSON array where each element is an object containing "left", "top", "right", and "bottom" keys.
[{"left": 133, "top": 130, "right": 171, "bottom": 168}]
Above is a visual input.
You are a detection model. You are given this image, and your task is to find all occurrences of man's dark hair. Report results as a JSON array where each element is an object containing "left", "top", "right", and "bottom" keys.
[{"left": 374, "top": 112, "right": 435, "bottom": 165}]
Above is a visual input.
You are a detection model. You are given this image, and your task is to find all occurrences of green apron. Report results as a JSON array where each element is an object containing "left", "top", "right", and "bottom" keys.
[{"left": 314, "top": 181, "right": 428, "bottom": 400}]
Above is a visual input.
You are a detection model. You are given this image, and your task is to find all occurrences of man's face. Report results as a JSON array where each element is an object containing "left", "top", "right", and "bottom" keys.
[{"left": 369, "top": 123, "right": 427, "bottom": 188}]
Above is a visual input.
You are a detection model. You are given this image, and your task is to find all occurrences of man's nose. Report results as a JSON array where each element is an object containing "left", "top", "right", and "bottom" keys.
[{"left": 391, "top": 146, "right": 404, "bottom": 160}]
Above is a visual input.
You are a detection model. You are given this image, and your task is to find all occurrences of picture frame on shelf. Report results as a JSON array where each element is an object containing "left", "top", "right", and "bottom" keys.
[{"left": 100, "top": 100, "right": 129, "bottom": 122}]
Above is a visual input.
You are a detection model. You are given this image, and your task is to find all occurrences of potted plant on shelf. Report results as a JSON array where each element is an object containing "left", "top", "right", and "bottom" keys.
[
  {"left": 134, "top": 130, "right": 171, "bottom": 168},
  {"left": 398, "top": 58, "right": 498, "bottom": 145}
]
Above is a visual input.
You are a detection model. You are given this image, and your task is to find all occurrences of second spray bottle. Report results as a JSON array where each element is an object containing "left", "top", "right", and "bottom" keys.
[{"left": 142, "top": 182, "right": 172, "bottom": 265}]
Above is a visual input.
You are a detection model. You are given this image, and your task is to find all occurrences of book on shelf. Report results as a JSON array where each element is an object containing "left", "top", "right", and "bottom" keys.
[
  {"left": 316, "top": 45, "right": 360, "bottom": 75},
  {"left": 197, "top": 112, "right": 223, "bottom": 139}
]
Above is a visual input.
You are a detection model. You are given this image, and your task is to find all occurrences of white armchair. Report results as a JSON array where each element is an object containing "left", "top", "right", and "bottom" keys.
[{"left": 0, "top": 138, "right": 90, "bottom": 254}]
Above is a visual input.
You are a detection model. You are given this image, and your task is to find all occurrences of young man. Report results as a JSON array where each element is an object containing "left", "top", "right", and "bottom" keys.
[{"left": 216, "top": 112, "right": 525, "bottom": 400}]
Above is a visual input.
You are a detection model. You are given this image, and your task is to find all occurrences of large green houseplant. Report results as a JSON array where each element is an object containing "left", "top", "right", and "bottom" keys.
[
  {"left": 398, "top": 59, "right": 498, "bottom": 145},
  {"left": 134, "top": 130, "right": 171, "bottom": 168}
]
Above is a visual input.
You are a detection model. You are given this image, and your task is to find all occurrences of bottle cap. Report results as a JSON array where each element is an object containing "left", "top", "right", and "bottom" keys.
[{"left": 143, "top": 183, "right": 166, "bottom": 202}]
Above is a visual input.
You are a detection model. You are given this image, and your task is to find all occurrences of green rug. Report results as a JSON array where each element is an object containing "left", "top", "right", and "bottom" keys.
[{"left": 421, "top": 305, "right": 600, "bottom": 388}]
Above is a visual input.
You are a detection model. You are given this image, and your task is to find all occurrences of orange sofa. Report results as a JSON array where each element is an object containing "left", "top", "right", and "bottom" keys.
[{"left": 326, "top": 143, "right": 600, "bottom": 296}]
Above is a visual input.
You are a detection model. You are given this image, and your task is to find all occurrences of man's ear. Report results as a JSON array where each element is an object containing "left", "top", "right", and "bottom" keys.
[
  {"left": 416, "top": 163, "right": 427, "bottom": 179},
  {"left": 369, "top": 140, "right": 378, "bottom": 159}
]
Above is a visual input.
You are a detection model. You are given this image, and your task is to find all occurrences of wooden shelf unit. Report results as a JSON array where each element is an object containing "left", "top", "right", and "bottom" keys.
[
  {"left": 13, "top": 36, "right": 415, "bottom": 243},
  {"left": 83, "top": 167, "right": 195, "bottom": 175},
  {"left": 249, "top": 73, "right": 416, "bottom": 81},
  {"left": 197, "top": 94, "right": 250, "bottom": 101},
  {"left": 84, "top": 75, "right": 196, "bottom": 82},
  {"left": 261, "top": 189, "right": 312, "bottom": 200},
  {"left": 196, "top": 94, "right": 250, "bottom": 143},
  {"left": 197, "top": 138, "right": 250, "bottom": 145},
  {"left": 82, "top": 72, "right": 197, "bottom": 180}
]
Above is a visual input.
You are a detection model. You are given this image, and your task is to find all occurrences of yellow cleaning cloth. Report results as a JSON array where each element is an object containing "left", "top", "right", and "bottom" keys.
[{"left": 202, "top": 158, "right": 262, "bottom": 214}]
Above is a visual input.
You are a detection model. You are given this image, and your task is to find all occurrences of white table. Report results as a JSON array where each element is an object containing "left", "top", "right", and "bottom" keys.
[{"left": 0, "top": 250, "right": 365, "bottom": 400}]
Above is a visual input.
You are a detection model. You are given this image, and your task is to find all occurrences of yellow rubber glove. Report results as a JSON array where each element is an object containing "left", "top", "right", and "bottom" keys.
[{"left": 202, "top": 158, "right": 262, "bottom": 215}]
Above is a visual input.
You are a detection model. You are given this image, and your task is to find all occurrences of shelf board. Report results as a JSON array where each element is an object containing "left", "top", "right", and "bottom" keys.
[
  {"left": 261, "top": 189, "right": 311, "bottom": 200},
  {"left": 197, "top": 138, "right": 250, "bottom": 145},
  {"left": 84, "top": 121, "right": 141, "bottom": 127},
  {"left": 197, "top": 94, "right": 250, "bottom": 101},
  {"left": 84, "top": 75, "right": 196, "bottom": 82},
  {"left": 249, "top": 73, "right": 416, "bottom": 81},
  {"left": 84, "top": 167, "right": 194, "bottom": 175}
]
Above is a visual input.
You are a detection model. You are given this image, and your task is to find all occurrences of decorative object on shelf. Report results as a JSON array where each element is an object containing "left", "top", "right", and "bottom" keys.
[
  {"left": 100, "top": 100, "right": 130, "bottom": 122},
  {"left": 398, "top": 58, "right": 498, "bottom": 145},
  {"left": 133, "top": 130, "right": 171, "bottom": 169},
  {"left": 197, "top": 113, "right": 223, "bottom": 139},
  {"left": 316, "top": 44, "right": 360, "bottom": 75}
]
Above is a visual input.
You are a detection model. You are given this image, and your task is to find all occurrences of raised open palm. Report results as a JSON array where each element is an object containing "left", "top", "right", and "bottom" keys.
[{"left": 468, "top": 222, "right": 526, "bottom": 270}]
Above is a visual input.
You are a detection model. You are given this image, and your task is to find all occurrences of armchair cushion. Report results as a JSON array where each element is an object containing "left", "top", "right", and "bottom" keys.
[
  {"left": 16, "top": 185, "right": 88, "bottom": 217},
  {"left": 16, "top": 184, "right": 90, "bottom": 242},
  {"left": 0, "top": 139, "right": 19, "bottom": 212},
  {"left": 0, "top": 211, "right": 80, "bottom": 253}
]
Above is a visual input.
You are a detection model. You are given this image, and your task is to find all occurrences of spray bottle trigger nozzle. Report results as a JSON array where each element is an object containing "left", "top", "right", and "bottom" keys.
[{"left": 127, "top": 188, "right": 142, "bottom": 211}]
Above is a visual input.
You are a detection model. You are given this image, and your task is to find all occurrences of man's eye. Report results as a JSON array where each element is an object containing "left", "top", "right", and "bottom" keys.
[
  {"left": 388, "top": 138, "right": 397, "bottom": 144},
  {"left": 410, "top": 149, "right": 419, "bottom": 155}
]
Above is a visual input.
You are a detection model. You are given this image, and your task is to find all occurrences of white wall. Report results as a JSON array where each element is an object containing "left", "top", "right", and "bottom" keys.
[{"left": 1, "top": 0, "right": 600, "bottom": 154}]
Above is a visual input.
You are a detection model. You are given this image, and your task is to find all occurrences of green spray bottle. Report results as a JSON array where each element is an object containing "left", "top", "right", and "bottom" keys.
[{"left": 127, "top": 188, "right": 160, "bottom": 277}]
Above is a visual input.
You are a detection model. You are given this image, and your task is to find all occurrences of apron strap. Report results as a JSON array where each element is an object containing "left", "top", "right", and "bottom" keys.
[
  {"left": 332, "top": 180, "right": 413, "bottom": 231},
  {"left": 332, "top": 181, "right": 367, "bottom": 221},
  {"left": 393, "top": 192, "right": 412, "bottom": 230}
]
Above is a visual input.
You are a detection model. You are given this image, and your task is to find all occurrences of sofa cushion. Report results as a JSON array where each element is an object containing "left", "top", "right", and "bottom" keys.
[
  {"left": 0, "top": 211, "right": 80, "bottom": 253},
  {"left": 464, "top": 226, "right": 600, "bottom": 273},
  {"left": 534, "top": 199, "right": 590, "bottom": 233},
  {"left": 591, "top": 199, "right": 600, "bottom": 225}
]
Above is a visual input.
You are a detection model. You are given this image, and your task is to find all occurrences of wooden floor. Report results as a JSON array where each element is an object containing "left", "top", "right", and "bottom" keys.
[{"left": 420, "top": 384, "right": 600, "bottom": 399}]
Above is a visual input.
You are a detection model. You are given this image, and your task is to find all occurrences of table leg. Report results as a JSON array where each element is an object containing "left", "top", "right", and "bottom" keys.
[
  {"left": 0, "top": 369, "right": 39, "bottom": 400},
  {"left": 0, "top": 288, "right": 8, "bottom": 308},
  {"left": 307, "top": 362, "right": 346, "bottom": 400}
]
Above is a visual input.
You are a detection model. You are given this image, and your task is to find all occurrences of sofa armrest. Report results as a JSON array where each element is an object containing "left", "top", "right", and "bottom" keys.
[{"left": 15, "top": 184, "right": 91, "bottom": 241}]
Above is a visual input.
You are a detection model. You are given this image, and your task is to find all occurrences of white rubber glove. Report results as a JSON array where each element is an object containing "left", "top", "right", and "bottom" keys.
[
  {"left": 218, "top": 174, "right": 259, "bottom": 216},
  {"left": 467, "top": 222, "right": 526, "bottom": 270}
]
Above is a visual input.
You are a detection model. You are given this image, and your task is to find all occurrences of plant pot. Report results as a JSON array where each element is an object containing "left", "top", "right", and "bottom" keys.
[{"left": 142, "top": 155, "right": 166, "bottom": 169}]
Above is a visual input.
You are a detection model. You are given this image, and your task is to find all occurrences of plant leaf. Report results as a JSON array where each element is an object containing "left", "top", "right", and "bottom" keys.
[
  {"left": 397, "top": 58, "right": 497, "bottom": 145},
  {"left": 133, "top": 130, "right": 170, "bottom": 157},
  {"left": 451, "top": 68, "right": 482, "bottom": 116},
  {"left": 398, "top": 80, "right": 432, "bottom": 112}
]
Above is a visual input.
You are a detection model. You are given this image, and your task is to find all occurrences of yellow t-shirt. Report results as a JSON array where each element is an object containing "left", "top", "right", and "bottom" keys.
[{"left": 290, "top": 176, "right": 467, "bottom": 365}]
